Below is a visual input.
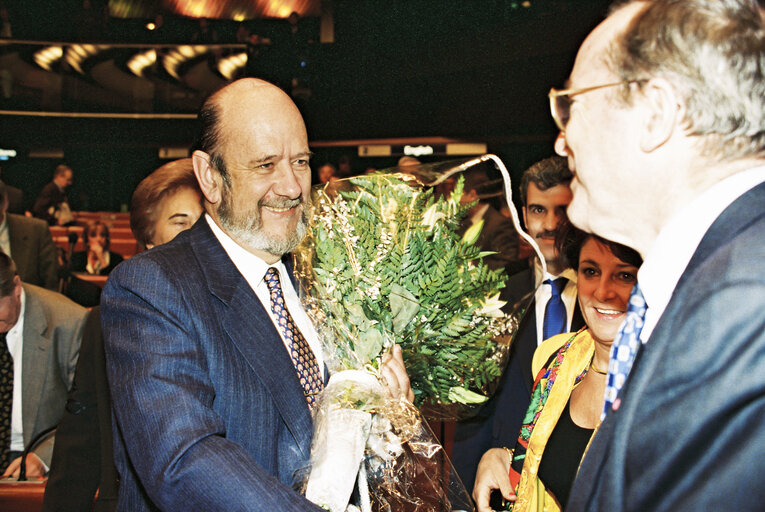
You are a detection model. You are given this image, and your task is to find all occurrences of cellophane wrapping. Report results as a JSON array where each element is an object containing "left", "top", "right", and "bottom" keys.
[{"left": 296, "top": 156, "right": 537, "bottom": 512}]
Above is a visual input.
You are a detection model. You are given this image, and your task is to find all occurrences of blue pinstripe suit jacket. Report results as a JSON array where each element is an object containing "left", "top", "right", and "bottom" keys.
[{"left": 102, "top": 217, "right": 323, "bottom": 512}]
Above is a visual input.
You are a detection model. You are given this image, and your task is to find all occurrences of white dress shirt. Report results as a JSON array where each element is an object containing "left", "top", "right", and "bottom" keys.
[
  {"left": 85, "top": 251, "right": 110, "bottom": 275},
  {"left": 532, "top": 262, "right": 578, "bottom": 346},
  {"left": 0, "top": 216, "right": 10, "bottom": 258},
  {"left": 7, "top": 287, "right": 26, "bottom": 452},
  {"left": 205, "top": 215, "right": 324, "bottom": 370},
  {"left": 639, "top": 165, "right": 765, "bottom": 343}
]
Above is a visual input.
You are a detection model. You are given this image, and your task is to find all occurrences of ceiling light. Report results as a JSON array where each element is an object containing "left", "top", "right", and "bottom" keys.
[
  {"left": 33, "top": 46, "right": 63, "bottom": 71},
  {"left": 127, "top": 49, "right": 157, "bottom": 77},
  {"left": 218, "top": 52, "right": 247, "bottom": 80}
]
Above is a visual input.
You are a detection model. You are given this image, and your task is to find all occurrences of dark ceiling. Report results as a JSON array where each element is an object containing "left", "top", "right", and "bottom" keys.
[{"left": 0, "top": 0, "right": 613, "bottom": 149}]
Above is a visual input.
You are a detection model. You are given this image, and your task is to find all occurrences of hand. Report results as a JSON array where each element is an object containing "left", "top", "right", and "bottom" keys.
[
  {"left": 88, "top": 240, "right": 104, "bottom": 258},
  {"left": 380, "top": 344, "right": 414, "bottom": 402},
  {"left": 2, "top": 453, "right": 47, "bottom": 479},
  {"left": 473, "top": 448, "right": 516, "bottom": 512}
]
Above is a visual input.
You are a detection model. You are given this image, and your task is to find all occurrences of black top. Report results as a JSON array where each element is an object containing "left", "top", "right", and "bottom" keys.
[
  {"left": 536, "top": 398, "right": 594, "bottom": 508},
  {"left": 70, "top": 250, "right": 124, "bottom": 276},
  {"left": 32, "top": 182, "right": 67, "bottom": 225}
]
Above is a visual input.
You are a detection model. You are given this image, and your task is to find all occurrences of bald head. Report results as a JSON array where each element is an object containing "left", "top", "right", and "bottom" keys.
[
  {"left": 191, "top": 78, "right": 312, "bottom": 262},
  {"left": 194, "top": 79, "right": 307, "bottom": 182}
]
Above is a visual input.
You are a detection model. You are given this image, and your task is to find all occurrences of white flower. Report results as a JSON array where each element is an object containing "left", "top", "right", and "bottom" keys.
[
  {"left": 421, "top": 204, "right": 446, "bottom": 230},
  {"left": 475, "top": 293, "right": 506, "bottom": 318},
  {"left": 461, "top": 219, "right": 484, "bottom": 246}
]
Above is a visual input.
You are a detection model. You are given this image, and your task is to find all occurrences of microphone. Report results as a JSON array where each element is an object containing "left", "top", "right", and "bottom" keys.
[
  {"left": 18, "top": 424, "right": 56, "bottom": 481},
  {"left": 58, "top": 232, "right": 79, "bottom": 294},
  {"left": 67, "top": 232, "right": 78, "bottom": 266}
]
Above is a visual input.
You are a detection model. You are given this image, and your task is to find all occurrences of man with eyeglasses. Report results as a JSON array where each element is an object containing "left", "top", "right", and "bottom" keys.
[{"left": 551, "top": 1, "right": 765, "bottom": 511}]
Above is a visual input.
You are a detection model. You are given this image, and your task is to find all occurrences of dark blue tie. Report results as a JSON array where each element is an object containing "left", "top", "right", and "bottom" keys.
[{"left": 543, "top": 277, "right": 568, "bottom": 341}]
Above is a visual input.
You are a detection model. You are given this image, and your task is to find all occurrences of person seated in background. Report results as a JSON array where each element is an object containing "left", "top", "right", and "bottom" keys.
[
  {"left": 42, "top": 158, "right": 203, "bottom": 512},
  {"left": 70, "top": 221, "right": 123, "bottom": 276},
  {"left": 0, "top": 180, "right": 58, "bottom": 290},
  {"left": 0, "top": 251, "right": 88, "bottom": 479},
  {"left": 317, "top": 162, "right": 337, "bottom": 184},
  {"left": 33, "top": 164, "right": 74, "bottom": 226},
  {"left": 472, "top": 225, "right": 642, "bottom": 512},
  {"left": 129, "top": 158, "right": 203, "bottom": 249}
]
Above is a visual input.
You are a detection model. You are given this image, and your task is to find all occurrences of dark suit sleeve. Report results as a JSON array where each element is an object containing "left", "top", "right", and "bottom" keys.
[
  {"left": 570, "top": 279, "right": 765, "bottom": 512},
  {"left": 43, "top": 308, "right": 106, "bottom": 512},
  {"left": 33, "top": 183, "right": 58, "bottom": 224},
  {"left": 453, "top": 269, "right": 536, "bottom": 493},
  {"left": 37, "top": 221, "right": 60, "bottom": 290},
  {"left": 101, "top": 260, "right": 322, "bottom": 512},
  {"left": 69, "top": 252, "right": 88, "bottom": 273}
]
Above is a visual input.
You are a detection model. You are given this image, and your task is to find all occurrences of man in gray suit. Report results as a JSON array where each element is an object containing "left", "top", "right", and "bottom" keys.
[
  {"left": 0, "top": 251, "right": 87, "bottom": 478},
  {"left": 0, "top": 181, "right": 59, "bottom": 290},
  {"left": 548, "top": 1, "right": 765, "bottom": 510}
]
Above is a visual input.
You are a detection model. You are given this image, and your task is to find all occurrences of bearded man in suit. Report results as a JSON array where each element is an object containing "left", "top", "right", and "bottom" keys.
[
  {"left": 549, "top": 1, "right": 765, "bottom": 510},
  {"left": 101, "top": 78, "right": 412, "bottom": 512}
]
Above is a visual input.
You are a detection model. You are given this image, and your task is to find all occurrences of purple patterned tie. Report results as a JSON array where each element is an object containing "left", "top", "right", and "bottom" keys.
[
  {"left": 0, "top": 332, "right": 12, "bottom": 468},
  {"left": 264, "top": 267, "right": 323, "bottom": 407}
]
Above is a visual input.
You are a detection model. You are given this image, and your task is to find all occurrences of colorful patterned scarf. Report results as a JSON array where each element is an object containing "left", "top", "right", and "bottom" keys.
[{"left": 505, "top": 328, "right": 588, "bottom": 507}]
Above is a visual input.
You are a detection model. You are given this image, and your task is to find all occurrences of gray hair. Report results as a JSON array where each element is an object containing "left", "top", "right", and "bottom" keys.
[{"left": 607, "top": 0, "right": 765, "bottom": 160}]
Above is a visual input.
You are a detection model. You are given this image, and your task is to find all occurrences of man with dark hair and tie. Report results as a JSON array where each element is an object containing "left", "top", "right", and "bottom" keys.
[
  {"left": 0, "top": 251, "right": 87, "bottom": 479},
  {"left": 453, "top": 155, "right": 584, "bottom": 493},
  {"left": 101, "top": 78, "right": 412, "bottom": 512}
]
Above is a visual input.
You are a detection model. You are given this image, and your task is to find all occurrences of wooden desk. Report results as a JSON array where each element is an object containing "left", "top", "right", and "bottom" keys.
[
  {"left": 0, "top": 478, "right": 46, "bottom": 512},
  {"left": 72, "top": 273, "right": 109, "bottom": 289}
]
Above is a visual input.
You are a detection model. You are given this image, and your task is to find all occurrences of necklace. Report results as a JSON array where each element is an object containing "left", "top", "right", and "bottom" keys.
[{"left": 589, "top": 357, "right": 608, "bottom": 375}]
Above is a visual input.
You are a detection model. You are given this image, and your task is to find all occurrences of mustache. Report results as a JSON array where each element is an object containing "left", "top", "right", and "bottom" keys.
[
  {"left": 536, "top": 230, "right": 558, "bottom": 240},
  {"left": 260, "top": 197, "right": 303, "bottom": 209}
]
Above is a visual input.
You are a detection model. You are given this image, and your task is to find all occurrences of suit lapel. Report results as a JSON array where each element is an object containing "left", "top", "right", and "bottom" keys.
[
  {"left": 20, "top": 286, "right": 50, "bottom": 447},
  {"left": 7, "top": 215, "right": 30, "bottom": 264},
  {"left": 504, "top": 269, "right": 538, "bottom": 391},
  {"left": 678, "top": 181, "right": 765, "bottom": 291},
  {"left": 515, "top": 299, "right": 537, "bottom": 391},
  {"left": 188, "top": 219, "right": 314, "bottom": 458}
]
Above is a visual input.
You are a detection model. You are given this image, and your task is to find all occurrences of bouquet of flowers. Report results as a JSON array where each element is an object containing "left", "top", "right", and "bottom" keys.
[{"left": 296, "top": 155, "right": 539, "bottom": 512}]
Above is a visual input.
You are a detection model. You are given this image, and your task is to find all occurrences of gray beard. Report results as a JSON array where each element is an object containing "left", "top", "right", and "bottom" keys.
[{"left": 218, "top": 190, "right": 310, "bottom": 257}]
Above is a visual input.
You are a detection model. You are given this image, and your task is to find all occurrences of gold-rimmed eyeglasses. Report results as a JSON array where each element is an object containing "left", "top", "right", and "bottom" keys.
[{"left": 548, "top": 80, "right": 644, "bottom": 132}]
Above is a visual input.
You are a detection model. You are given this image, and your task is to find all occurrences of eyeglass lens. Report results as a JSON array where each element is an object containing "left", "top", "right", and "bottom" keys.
[{"left": 556, "top": 95, "right": 572, "bottom": 128}]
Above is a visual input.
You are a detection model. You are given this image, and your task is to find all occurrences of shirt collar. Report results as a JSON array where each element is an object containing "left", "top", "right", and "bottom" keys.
[
  {"left": 204, "top": 214, "right": 284, "bottom": 290},
  {"left": 8, "top": 286, "right": 25, "bottom": 340},
  {"left": 639, "top": 165, "right": 765, "bottom": 339},
  {"left": 533, "top": 259, "right": 577, "bottom": 287}
]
